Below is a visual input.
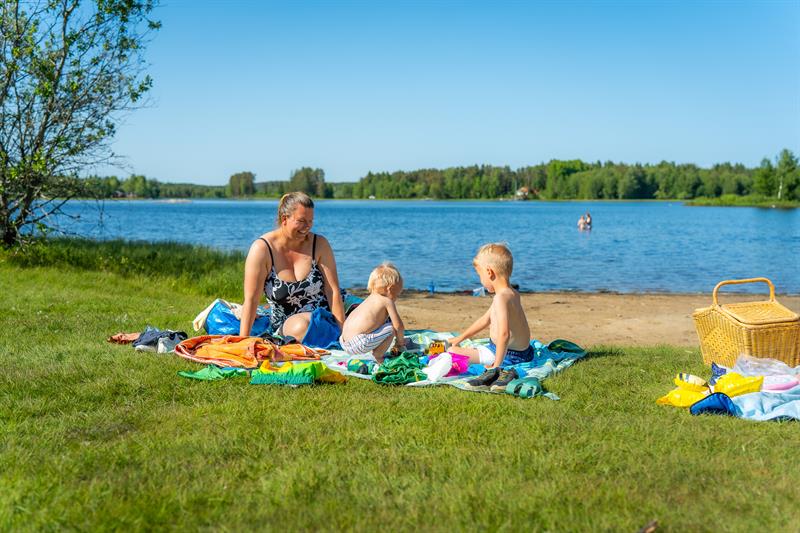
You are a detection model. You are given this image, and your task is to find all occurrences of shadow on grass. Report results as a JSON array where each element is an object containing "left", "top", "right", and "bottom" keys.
[{"left": 583, "top": 346, "right": 626, "bottom": 360}]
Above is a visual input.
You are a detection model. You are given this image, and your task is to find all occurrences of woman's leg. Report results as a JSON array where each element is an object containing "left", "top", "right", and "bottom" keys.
[{"left": 281, "top": 312, "right": 312, "bottom": 341}]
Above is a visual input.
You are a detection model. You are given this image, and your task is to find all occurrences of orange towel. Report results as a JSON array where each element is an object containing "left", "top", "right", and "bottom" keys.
[{"left": 175, "top": 335, "right": 325, "bottom": 369}]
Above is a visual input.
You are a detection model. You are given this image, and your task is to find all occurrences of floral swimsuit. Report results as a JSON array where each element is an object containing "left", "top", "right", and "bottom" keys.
[{"left": 260, "top": 234, "right": 328, "bottom": 334}]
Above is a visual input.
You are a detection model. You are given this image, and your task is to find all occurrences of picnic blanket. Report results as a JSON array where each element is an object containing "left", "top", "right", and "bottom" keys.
[{"left": 322, "top": 330, "right": 587, "bottom": 400}]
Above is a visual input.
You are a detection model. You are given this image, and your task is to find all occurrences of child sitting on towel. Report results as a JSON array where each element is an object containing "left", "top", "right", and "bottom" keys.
[
  {"left": 340, "top": 262, "right": 405, "bottom": 362},
  {"left": 448, "top": 243, "right": 533, "bottom": 370}
]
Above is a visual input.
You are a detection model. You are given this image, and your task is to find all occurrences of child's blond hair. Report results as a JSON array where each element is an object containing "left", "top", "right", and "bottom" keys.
[
  {"left": 367, "top": 262, "right": 403, "bottom": 294},
  {"left": 473, "top": 243, "right": 513, "bottom": 278}
]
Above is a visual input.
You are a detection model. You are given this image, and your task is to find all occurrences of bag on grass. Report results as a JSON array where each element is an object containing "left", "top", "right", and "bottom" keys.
[{"left": 202, "top": 299, "right": 270, "bottom": 336}]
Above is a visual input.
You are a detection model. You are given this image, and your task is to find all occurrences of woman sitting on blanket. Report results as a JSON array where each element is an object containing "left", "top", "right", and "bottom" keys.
[{"left": 240, "top": 192, "right": 346, "bottom": 344}]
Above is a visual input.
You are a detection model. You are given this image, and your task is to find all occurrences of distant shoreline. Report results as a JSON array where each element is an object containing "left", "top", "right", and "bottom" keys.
[{"left": 71, "top": 197, "right": 798, "bottom": 208}]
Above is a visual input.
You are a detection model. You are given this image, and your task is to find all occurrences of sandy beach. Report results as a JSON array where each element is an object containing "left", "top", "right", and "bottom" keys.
[{"left": 390, "top": 291, "right": 800, "bottom": 347}]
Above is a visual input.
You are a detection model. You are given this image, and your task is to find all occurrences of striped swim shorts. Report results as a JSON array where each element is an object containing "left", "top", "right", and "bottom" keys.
[{"left": 340, "top": 321, "right": 395, "bottom": 356}]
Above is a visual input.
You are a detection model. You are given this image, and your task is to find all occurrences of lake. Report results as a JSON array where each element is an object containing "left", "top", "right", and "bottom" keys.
[{"left": 55, "top": 199, "right": 799, "bottom": 294}]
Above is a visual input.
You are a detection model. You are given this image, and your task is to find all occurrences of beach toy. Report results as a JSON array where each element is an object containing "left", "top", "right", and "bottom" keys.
[
  {"left": 673, "top": 373, "right": 709, "bottom": 392},
  {"left": 713, "top": 372, "right": 763, "bottom": 397},
  {"left": 656, "top": 387, "right": 708, "bottom": 408},
  {"left": 425, "top": 341, "right": 448, "bottom": 356}
]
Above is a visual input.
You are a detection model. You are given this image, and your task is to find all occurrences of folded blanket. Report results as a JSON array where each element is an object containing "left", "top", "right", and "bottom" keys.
[{"left": 251, "top": 360, "right": 346, "bottom": 386}]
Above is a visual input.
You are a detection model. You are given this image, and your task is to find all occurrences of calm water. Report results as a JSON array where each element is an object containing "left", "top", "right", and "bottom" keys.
[{"left": 55, "top": 199, "right": 800, "bottom": 294}]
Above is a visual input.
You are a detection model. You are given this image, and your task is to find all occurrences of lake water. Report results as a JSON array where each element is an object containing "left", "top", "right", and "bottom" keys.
[{"left": 55, "top": 199, "right": 799, "bottom": 294}]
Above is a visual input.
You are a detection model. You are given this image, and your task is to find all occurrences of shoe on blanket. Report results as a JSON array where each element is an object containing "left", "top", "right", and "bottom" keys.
[
  {"left": 464, "top": 367, "right": 500, "bottom": 391},
  {"left": 490, "top": 368, "right": 518, "bottom": 392}
]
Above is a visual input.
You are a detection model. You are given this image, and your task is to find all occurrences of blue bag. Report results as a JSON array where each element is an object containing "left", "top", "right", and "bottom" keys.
[{"left": 205, "top": 300, "right": 270, "bottom": 336}]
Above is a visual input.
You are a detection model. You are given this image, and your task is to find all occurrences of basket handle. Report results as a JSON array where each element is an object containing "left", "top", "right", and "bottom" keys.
[{"left": 712, "top": 277, "right": 775, "bottom": 306}]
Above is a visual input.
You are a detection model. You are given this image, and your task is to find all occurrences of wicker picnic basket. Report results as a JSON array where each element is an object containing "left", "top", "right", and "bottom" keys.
[{"left": 692, "top": 278, "right": 800, "bottom": 367}]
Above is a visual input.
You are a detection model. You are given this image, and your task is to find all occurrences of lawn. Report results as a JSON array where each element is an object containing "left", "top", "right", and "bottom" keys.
[{"left": 1, "top": 242, "right": 798, "bottom": 531}]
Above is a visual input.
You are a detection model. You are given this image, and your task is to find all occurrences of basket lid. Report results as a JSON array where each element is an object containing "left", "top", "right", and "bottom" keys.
[{"left": 719, "top": 300, "right": 800, "bottom": 325}]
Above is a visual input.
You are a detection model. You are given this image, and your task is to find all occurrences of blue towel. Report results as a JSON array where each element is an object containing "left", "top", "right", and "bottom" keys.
[
  {"left": 301, "top": 307, "right": 342, "bottom": 349},
  {"left": 691, "top": 388, "right": 800, "bottom": 421}
]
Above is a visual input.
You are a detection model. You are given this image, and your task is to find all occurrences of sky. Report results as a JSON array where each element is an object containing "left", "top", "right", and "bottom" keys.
[{"left": 102, "top": 0, "right": 800, "bottom": 185}]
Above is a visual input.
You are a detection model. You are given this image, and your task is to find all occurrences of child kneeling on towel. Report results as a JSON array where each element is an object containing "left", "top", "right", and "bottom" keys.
[
  {"left": 448, "top": 243, "right": 533, "bottom": 390},
  {"left": 340, "top": 262, "right": 405, "bottom": 362}
]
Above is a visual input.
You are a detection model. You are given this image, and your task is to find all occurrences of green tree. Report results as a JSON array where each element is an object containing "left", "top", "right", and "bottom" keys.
[
  {"left": 753, "top": 158, "right": 776, "bottom": 197},
  {"left": 0, "top": 0, "right": 159, "bottom": 246},
  {"left": 228, "top": 171, "right": 255, "bottom": 197},
  {"left": 289, "top": 167, "right": 326, "bottom": 197},
  {"left": 774, "top": 149, "right": 798, "bottom": 201}
]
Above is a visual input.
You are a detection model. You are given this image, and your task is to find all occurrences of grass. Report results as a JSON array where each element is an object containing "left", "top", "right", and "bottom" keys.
[
  {"left": 685, "top": 194, "right": 800, "bottom": 208},
  {"left": 1, "top": 241, "right": 799, "bottom": 531}
]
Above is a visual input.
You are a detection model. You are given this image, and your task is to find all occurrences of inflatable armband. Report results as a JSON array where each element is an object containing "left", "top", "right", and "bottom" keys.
[
  {"left": 657, "top": 387, "right": 708, "bottom": 407},
  {"left": 673, "top": 373, "right": 709, "bottom": 392},
  {"left": 713, "top": 372, "right": 763, "bottom": 398}
]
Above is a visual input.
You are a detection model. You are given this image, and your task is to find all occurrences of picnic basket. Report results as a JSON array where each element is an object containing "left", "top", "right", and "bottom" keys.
[{"left": 692, "top": 278, "right": 800, "bottom": 367}]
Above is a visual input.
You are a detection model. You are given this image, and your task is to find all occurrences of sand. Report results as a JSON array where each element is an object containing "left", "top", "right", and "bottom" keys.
[{"left": 389, "top": 291, "right": 800, "bottom": 347}]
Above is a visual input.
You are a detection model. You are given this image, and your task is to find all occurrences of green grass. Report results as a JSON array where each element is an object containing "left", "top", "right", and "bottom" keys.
[
  {"left": 685, "top": 194, "right": 800, "bottom": 208},
  {"left": 1, "top": 243, "right": 799, "bottom": 531}
]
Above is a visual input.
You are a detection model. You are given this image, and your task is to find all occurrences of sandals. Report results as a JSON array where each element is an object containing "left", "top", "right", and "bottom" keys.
[{"left": 505, "top": 376, "right": 543, "bottom": 399}]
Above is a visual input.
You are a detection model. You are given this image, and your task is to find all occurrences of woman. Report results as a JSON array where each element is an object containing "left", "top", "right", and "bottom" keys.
[{"left": 239, "top": 192, "right": 345, "bottom": 342}]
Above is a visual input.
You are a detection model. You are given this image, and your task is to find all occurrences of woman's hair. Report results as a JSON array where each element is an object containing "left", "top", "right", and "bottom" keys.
[
  {"left": 277, "top": 192, "right": 314, "bottom": 225},
  {"left": 367, "top": 262, "right": 403, "bottom": 294}
]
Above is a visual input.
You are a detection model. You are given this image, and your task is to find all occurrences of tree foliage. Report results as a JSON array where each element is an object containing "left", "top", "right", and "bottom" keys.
[
  {"left": 0, "top": 0, "right": 159, "bottom": 246},
  {"left": 76, "top": 150, "right": 799, "bottom": 203},
  {"left": 227, "top": 171, "right": 255, "bottom": 197}
]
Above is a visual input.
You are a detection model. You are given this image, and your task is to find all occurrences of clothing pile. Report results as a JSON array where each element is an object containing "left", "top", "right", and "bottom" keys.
[
  {"left": 657, "top": 355, "right": 800, "bottom": 421},
  {"left": 107, "top": 326, "right": 188, "bottom": 353},
  {"left": 174, "top": 335, "right": 327, "bottom": 369}
]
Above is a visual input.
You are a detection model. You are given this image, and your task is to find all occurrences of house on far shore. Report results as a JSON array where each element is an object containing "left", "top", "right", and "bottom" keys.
[{"left": 515, "top": 186, "right": 530, "bottom": 200}]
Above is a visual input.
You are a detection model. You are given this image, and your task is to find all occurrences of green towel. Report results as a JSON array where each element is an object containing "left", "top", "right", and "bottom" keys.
[
  {"left": 178, "top": 366, "right": 249, "bottom": 381},
  {"left": 372, "top": 352, "right": 426, "bottom": 385}
]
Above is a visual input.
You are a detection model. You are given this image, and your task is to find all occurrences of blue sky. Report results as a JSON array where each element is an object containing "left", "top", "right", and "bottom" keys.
[{"left": 104, "top": 0, "right": 800, "bottom": 184}]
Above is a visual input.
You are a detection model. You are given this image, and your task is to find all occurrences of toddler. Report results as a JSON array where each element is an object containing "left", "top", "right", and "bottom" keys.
[{"left": 340, "top": 262, "right": 405, "bottom": 362}]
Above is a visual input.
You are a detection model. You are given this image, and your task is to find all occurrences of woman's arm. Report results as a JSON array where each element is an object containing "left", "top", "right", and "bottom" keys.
[
  {"left": 239, "top": 240, "right": 269, "bottom": 336},
  {"left": 315, "top": 235, "right": 345, "bottom": 327}
]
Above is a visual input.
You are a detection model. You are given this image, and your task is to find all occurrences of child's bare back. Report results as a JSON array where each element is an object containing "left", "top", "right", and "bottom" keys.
[
  {"left": 341, "top": 293, "right": 394, "bottom": 340},
  {"left": 339, "top": 262, "right": 405, "bottom": 361},
  {"left": 489, "top": 287, "right": 531, "bottom": 352}
]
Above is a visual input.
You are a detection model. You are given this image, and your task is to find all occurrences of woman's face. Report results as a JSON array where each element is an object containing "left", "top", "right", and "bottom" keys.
[{"left": 282, "top": 205, "right": 314, "bottom": 239}]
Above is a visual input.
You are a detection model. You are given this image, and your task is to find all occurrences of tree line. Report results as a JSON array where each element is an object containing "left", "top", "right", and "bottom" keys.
[{"left": 78, "top": 149, "right": 799, "bottom": 202}]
